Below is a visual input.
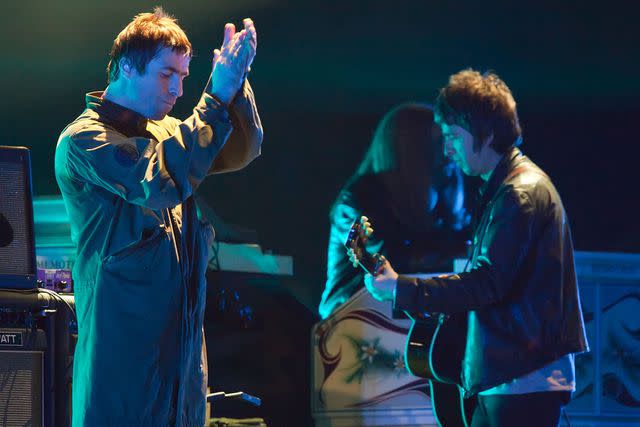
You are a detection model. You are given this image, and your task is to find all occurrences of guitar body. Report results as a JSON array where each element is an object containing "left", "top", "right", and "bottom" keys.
[
  {"left": 405, "top": 313, "right": 467, "bottom": 383},
  {"left": 430, "top": 381, "right": 476, "bottom": 427},
  {"left": 405, "top": 313, "right": 476, "bottom": 426},
  {"left": 345, "top": 217, "right": 477, "bottom": 426}
]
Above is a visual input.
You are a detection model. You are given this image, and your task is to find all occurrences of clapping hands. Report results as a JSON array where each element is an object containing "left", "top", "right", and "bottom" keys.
[{"left": 210, "top": 18, "right": 257, "bottom": 105}]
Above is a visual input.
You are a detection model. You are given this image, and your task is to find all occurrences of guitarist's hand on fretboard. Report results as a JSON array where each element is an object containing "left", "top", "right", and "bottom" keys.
[{"left": 364, "top": 259, "right": 398, "bottom": 302}]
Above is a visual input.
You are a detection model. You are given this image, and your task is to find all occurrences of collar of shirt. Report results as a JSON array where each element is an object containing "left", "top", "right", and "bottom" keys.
[{"left": 85, "top": 91, "right": 149, "bottom": 137}]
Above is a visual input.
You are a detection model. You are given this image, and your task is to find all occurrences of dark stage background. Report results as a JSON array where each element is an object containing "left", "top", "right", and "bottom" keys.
[{"left": 1, "top": 0, "right": 638, "bottom": 314}]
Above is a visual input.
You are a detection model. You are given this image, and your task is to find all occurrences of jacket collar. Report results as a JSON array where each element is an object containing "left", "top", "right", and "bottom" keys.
[
  {"left": 478, "top": 147, "right": 524, "bottom": 202},
  {"left": 471, "top": 147, "right": 525, "bottom": 228},
  {"left": 85, "top": 91, "right": 149, "bottom": 137}
]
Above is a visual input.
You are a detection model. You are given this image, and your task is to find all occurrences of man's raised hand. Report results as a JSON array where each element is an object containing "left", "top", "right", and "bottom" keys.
[{"left": 210, "top": 18, "right": 257, "bottom": 105}]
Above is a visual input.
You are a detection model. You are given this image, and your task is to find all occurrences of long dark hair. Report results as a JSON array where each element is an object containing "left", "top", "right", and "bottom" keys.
[{"left": 347, "top": 103, "right": 463, "bottom": 232}]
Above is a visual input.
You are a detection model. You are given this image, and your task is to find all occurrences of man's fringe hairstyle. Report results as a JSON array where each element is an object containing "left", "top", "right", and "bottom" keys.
[
  {"left": 107, "top": 7, "right": 192, "bottom": 83},
  {"left": 435, "top": 69, "right": 522, "bottom": 154}
]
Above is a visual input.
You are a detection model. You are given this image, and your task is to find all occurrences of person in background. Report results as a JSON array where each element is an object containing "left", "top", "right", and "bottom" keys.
[{"left": 319, "top": 103, "right": 469, "bottom": 319}]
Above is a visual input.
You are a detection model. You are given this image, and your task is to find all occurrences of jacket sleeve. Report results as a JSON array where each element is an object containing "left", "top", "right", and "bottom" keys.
[
  {"left": 57, "top": 93, "right": 233, "bottom": 210},
  {"left": 208, "top": 80, "right": 263, "bottom": 174},
  {"left": 394, "top": 187, "right": 537, "bottom": 315}
]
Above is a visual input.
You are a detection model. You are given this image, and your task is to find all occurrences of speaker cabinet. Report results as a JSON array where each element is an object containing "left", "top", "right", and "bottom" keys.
[
  {"left": 0, "top": 290, "right": 76, "bottom": 427},
  {"left": 0, "top": 327, "right": 47, "bottom": 427},
  {"left": 0, "top": 146, "right": 37, "bottom": 289}
]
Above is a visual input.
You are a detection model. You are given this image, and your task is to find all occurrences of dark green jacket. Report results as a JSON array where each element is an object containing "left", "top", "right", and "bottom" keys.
[{"left": 55, "top": 82, "right": 262, "bottom": 426}]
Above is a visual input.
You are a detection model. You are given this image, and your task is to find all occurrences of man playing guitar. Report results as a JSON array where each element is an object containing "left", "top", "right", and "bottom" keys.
[{"left": 360, "top": 69, "right": 588, "bottom": 427}]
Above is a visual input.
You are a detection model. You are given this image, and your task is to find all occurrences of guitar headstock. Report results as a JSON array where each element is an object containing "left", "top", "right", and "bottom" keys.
[{"left": 344, "top": 216, "right": 384, "bottom": 276}]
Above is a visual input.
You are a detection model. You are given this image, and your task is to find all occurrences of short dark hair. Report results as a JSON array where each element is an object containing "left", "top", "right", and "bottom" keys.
[
  {"left": 434, "top": 69, "right": 522, "bottom": 154},
  {"left": 107, "top": 7, "right": 192, "bottom": 83}
]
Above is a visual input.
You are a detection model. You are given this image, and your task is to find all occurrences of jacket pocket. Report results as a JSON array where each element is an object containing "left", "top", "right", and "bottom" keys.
[{"left": 101, "top": 227, "right": 169, "bottom": 285}]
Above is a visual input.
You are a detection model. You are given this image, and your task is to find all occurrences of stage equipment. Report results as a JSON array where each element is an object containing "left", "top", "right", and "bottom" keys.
[
  {"left": 0, "top": 289, "right": 76, "bottom": 427},
  {"left": 0, "top": 146, "right": 37, "bottom": 289}
]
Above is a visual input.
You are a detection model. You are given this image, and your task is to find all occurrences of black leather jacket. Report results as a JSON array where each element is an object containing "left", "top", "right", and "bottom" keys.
[{"left": 394, "top": 148, "right": 589, "bottom": 396}]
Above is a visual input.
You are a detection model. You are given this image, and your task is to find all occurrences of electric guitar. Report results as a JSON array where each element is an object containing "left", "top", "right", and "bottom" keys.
[{"left": 345, "top": 216, "right": 476, "bottom": 427}]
